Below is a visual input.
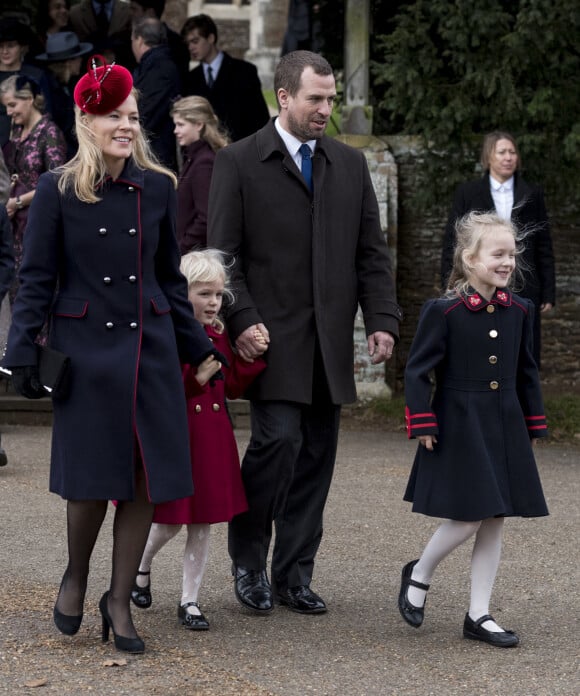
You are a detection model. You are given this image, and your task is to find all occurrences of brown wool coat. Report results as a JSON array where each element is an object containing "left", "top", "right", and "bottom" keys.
[{"left": 208, "top": 120, "right": 402, "bottom": 405}]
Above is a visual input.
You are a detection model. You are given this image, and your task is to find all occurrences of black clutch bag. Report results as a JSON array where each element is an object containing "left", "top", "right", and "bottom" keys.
[{"left": 37, "top": 345, "right": 71, "bottom": 398}]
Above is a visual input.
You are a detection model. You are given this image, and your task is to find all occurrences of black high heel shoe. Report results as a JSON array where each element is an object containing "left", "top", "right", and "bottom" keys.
[
  {"left": 53, "top": 605, "right": 83, "bottom": 636},
  {"left": 99, "top": 591, "right": 145, "bottom": 654},
  {"left": 53, "top": 576, "right": 84, "bottom": 635},
  {"left": 131, "top": 570, "right": 152, "bottom": 609},
  {"left": 398, "top": 559, "right": 430, "bottom": 628}
]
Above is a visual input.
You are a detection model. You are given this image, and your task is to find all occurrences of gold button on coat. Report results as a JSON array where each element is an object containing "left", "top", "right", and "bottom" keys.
[
  {"left": 212, "top": 403, "right": 220, "bottom": 412},
  {"left": 489, "top": 329, "right": 498, "bottom": 338},
  {"left": 103, "top": 276, "right": 112, "bottom": 284},
  {"left": 489, "top": 355, "right": 498, "bottom": 364},
  {"left": 128, "top": 228, "right": 137, "bottom": 236},
  {"left": 128, "top": 275, "right": 137, "bottom": 283},
  {"left": 130, "top": 322, "right": 138, "bottom": 329},
  {"left": 105, "top": 322, "right": 114, "bottom": 329},
  {"left": 487, "top": 305, "right": 495, "bottom": 313},
  {"left": 195, "top": 405, "right": 202, "bottom": 413},
  {"left": 490, "top": 381, "right": 499, "bottom": 390},
  {"left": 99, "top": 227, "right": 107, "bottom": 235}
]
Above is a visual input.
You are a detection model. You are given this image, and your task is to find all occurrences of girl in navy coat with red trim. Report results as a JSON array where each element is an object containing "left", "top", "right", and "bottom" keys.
[
  {"left": 399, "top": 211, "right": 548, "bottom": 648},
  {"left": 131, "top": 249, "right": 266, "bottom": 630}
]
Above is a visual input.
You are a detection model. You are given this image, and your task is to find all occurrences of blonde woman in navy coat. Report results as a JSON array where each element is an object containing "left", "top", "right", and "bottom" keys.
[
  {"left": 3, "top": 57, "right": 219, "bottom": 654},
  {"left": 400, "top": 212, "right": 548, "bottom": 648}
]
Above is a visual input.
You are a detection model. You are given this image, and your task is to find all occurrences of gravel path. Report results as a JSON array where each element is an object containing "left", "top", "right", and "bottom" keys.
[{"left": 0, "top": 425, "right": 578, "bottom": 695}]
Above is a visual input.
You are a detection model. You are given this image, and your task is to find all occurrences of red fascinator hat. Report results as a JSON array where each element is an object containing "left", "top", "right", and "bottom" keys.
[{"left": 74, "top": 55, "right": 133, "bottom": 115}]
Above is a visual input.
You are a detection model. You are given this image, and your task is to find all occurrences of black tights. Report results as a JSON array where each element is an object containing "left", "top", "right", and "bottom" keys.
[{"left": 55, "top": 467, "right": 154, "bottom": 638}]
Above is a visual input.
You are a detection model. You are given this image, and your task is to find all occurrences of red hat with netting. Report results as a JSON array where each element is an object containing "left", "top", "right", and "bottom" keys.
[{"left": 74, "top": 55, "right": 133, "bottom": 115}]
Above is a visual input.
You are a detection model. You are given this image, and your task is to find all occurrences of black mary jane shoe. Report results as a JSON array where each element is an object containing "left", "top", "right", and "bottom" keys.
[
  {"left": 463, "top": 613, "right": 519, "bottom": 647},
  {"left": 177, "top": 601, "right": 210, "bottom": 630},
  {"left": 277, "top": 585, "right": 327, "bottom": 614},
  {"left": 53, "top": 605, "right": 83, "bottom": 636},
  {"left": 398, "top": 559, "right": 430, "bottom": 628},
  {"left": 131, "top": 571, "right": 152, "bottom": 609},
  {"left": 99, "top": 591, "right": 145, "bottom": 654}
]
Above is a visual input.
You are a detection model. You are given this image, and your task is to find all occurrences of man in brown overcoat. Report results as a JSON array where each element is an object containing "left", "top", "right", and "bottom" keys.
[{"left": 208, "top": 50, "right": 402, "bottom": 615}]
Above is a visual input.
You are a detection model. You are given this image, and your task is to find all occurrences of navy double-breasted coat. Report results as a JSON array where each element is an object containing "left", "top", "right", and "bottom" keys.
[
  {"left": 3, "top": 159, "right": 214, "bottom": 503},
  {"left": 404, "top": 289, "right": 548, "bottom": 521}
]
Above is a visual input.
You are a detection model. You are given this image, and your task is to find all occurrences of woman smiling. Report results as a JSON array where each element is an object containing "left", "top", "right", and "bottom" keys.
[{"left": 3, "top": 56, "right": 222, "bottom": 655}]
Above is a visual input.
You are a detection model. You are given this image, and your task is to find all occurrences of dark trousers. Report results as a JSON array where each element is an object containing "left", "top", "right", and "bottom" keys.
[{"left": 228, "top": 389, "right": 341, "bottom": 591}]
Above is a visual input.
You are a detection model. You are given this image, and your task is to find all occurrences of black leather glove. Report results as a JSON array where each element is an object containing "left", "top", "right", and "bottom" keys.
[
  {"left": 207, "top": 348, "right": 229, "bottom": 386},
  {"left": 196, "top": 348, "right": 229, "bottom": 369},
  {"left": 11, "top": 365, "right": 48, "bottom": 399}
]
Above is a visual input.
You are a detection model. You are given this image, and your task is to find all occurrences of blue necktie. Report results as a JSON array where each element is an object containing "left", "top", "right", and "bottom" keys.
[
  {"left": 299, "top": 144, "right": 313, "bottom": 191},
  {"left": 206, "top": 66, "right": 214, "bottom": 88}
]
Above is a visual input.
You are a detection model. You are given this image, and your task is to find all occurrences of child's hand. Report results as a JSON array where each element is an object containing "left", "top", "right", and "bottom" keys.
[
  {"left": 238, "top": 328, "right": 268, "bottom": 363},
  {"left": 253, "top": 328, "right": 268, "bottom": 346},
  {"left": 195, "top": 355, "right": 222, "bottom": 386},
  {"left": 418, "top": 435, "right": 437, "bottom": 451}
]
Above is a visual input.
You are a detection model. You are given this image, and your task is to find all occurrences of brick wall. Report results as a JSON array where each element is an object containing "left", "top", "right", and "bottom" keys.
[{"left": 380, "top": 136, "right": 580, "bottom": 395}]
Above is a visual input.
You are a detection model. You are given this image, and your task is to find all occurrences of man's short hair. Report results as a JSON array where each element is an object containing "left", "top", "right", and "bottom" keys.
[
  {"left": 181, "top": 14, "right": 218, "bottom": 42},
  {"left": 132, "top": 17, "right": 167, "bottom": 47},
  {"left": 274, "top": 50, "right": 332, "bottom": 97}
]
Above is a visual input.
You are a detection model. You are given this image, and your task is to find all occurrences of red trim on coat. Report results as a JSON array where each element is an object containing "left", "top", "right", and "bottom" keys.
[
  {"left": 405, "top": 405, "right": 438, "bottom": 438},
  {"left": 133, "top": 188, "right": 151, "bottom": 501},
  {"left": 53, "top": 302, "right": 89, "bottom": 318}
]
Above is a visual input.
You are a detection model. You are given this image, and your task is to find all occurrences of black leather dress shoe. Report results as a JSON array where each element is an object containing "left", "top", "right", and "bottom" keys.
[
  {"left": 233, "top": 566, "right": 274, "bottom": 614},
  {"left": 178, "top": 602, "right": 210, "bottom": 630},
  {"left": 277, "top": 585, "right": 327, "bottom": 614},
  {"left": 463, "top": 613, "right": 519, "bottom": 647},
  {"left": 398, "top": 559, "right": 429, "bottom": 628}
]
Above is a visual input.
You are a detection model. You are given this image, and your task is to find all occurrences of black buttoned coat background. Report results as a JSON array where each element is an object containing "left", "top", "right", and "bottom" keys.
[
  {"left": 183, "top": 52, "right": 270, "bottom": 142},
  {"left": 3, "top": 160, "right": 213, "bottom": 503},
  {"left": 208, "top": 119, "right": 402, "bottom": 406},
  {"left": 440, "top": 172, "right": 556, "bottom": 365}
]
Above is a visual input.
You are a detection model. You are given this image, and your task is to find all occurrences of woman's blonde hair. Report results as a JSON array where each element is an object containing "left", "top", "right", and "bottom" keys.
[
  {"left": 56, "top": 88, "right": 177, "bottom": 203},
  {"left": 446, "top": 211, "right": 525, "bottom": 296},
  {"left": 170, "top": 96, "right": 230, "bottom": 152},
  {"left": 180, "top": 248, "right": 234, "bottom": 332},
  {"left": 0, "top": 75, "right": 45, "bottom": 113}
]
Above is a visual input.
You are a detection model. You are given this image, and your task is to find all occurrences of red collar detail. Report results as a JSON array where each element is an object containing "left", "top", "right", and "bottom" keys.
[{"left": 461, "top": 289, "right": 512, "bottom": 311}]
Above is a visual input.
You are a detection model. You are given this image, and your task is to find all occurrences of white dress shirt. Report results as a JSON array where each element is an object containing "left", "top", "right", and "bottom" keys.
[
  {"left": 490, "top": 174, "right": 514, "bottom": 220},
  {"left": 274, "top": 117, "right": 316, "bottom": 170},
  {"left": 204, "top": 52, "right": 224, "bottom": 85}
]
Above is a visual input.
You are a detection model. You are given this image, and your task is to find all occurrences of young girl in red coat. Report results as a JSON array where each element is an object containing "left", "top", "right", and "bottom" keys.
[
  {"left": 131, "top": 249, "right": 266, "bottom": 629},
  {"left": 400, "top": 211, "right": 548, "bottom": 647}
]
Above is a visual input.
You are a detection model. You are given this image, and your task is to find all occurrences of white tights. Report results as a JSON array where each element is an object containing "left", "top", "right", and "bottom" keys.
[
  {"left": 137, "top": 522, "right": 211, "bottom": 616},
  {"left": 408, "top": 517, "right": 505, "bottom": 632}
]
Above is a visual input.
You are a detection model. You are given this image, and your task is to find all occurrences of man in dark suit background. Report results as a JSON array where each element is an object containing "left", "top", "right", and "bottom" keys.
[
  {"left": 181, "top": 14, "right": 269, "bottom": 142},
  {"left": 208, "top": 50, "right": 401, "bottom": 616},
  {"left": 131, "top": 17, "right": 180, "bottom": 170},
  {"left": 69, "top": 0, "right": 134, "bottom": 69},
  {"left": 128, "top": 0, "right": 190, "bottom": 88}
]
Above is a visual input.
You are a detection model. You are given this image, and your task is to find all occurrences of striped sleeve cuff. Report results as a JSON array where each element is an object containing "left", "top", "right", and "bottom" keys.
[
  {"left": 405, "top": 406, "right": 438, "bottom": 439},
  {"left": 525, "top": 414, "right": 548, "bottom": 437}
]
